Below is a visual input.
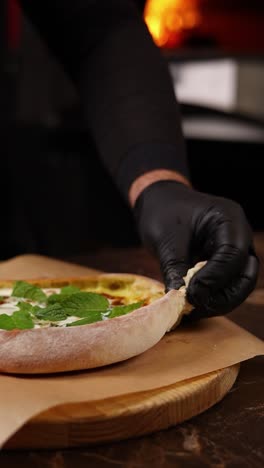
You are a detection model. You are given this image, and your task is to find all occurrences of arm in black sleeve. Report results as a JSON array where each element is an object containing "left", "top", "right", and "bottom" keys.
[{"left": 19, "top": 0, "right": 189, "bottom": 199}]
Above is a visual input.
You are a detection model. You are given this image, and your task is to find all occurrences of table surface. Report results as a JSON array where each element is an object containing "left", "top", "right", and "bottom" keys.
[{"left": 1, "top": 234, "right": 264, "bottom": 468}]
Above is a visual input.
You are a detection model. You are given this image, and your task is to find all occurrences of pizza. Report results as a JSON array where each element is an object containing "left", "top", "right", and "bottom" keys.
[{"left": 0, "top": 263, "right": 204, "bottom": 374}]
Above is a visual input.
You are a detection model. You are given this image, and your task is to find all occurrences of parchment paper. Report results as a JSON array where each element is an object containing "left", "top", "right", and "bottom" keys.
[{"left": 0, "top": 255, "right": 263, "bottom": 448}]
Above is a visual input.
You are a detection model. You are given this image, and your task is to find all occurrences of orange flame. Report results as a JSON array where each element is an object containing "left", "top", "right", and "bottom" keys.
[{"left": 144, "top": 0, "right": 201, "bottom": 48}]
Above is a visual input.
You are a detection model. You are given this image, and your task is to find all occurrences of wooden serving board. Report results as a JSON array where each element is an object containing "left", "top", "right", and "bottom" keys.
[
  {"left": 0, "top": 255, "right": 240, "bottom": 449},
  {"left": 6, "top": 365, "right": 240, "bottom": 449}
]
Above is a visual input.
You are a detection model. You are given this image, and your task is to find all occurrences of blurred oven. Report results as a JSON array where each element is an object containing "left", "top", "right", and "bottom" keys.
[{"left": 144, "top": 0, "right": 264, "bottom": 54}]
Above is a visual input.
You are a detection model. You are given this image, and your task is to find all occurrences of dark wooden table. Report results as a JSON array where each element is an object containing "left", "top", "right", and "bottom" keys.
[{"left": 1, "top": 236, "right": 264, "bottom": 468}]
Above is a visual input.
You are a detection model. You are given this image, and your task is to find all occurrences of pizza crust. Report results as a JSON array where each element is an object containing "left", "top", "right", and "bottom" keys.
[{"left": 0, "top": 265, "right": 205, "bottom": 374}]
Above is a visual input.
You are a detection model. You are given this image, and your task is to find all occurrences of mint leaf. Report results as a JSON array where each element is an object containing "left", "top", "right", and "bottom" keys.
[
  {"left": 47, "top": 285, "right": 81, "bottom": 304},
  {"left": 47, "top": 289, "right": 102, "bottom": 306},
  {"left": 12, "top": 281, "right": 47, "bottom": 303},
  {"left": 47, "top": 294, "right": 69, "bottom": 305},
  {"left": 17, "top": 301, "right": 34, "bottom": 312},
  {"left": 36, "top": 293, "right": 109, "bottom": 322},
  {"left": 12, "top": 310, "right": 34, "bottom": 329},
  {"left": 70, "top": 309, "right": 108, "bottom": 318},
  {"left": 61, "top": 285, "right": 81, "bottom": 295},
  {"left": 17, "top": 301, "right": 41, "bottom": 315},
  {"left": 107, "top": 301, "right": 144, "bottom": 319},
  {"left": 0, "top": 314, "right": 15, "bottom": 330},
  {"left": 35, "top": 303, "right": 68, "bottom": 321},
  {"left": 67, "top": 313, "right": 103, "bottom": 327},
  {"left": 0, "top": 311, "right": 34, "bottom": 330},
  {"left": 61, "top": 292, "right": 109, "bottom": 316}
]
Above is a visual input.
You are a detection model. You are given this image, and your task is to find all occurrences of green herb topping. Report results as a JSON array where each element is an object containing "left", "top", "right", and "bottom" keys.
[{"left": 0, "top": 281, "right": 143, "bottom": 330}]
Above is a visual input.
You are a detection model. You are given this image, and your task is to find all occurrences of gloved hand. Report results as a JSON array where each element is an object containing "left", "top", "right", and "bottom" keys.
[{"left": 133, "top": 180, "right": 258, "bottom": 319}]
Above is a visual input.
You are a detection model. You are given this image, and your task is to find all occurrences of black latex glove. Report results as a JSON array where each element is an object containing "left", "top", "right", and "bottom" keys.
[{"left": 133, "top": 181, "right": 258, "bottom": 319}]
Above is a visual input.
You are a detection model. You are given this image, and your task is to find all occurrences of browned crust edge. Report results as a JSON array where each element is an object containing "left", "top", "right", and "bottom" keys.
[{"left": 0, "top": 273, "right": 163, "bottom": 290}]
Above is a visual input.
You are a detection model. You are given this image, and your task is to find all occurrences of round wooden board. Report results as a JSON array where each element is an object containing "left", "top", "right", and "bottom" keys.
[{"left": 6, "top": 364, "right": 240, "bottom": 449}]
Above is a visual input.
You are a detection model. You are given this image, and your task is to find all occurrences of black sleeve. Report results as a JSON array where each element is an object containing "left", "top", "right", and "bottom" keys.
[{"left": 19, "top": 0, "right": 189, "bottom": 200}]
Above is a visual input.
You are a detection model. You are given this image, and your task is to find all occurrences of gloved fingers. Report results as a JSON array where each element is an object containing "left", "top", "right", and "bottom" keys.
[
  {"left": 187, "top": 218, "right": 252, "bottom": 307},
  {"left": 197, "top": 199, "right": 252, "bottom": 258},
  {"left": 157, "top": 227, "right": 191, "bottom": 292},
  {"left": 163, "top": 259, "right": 191, "bottom": 292},
  {"left": 186, "top": 253, "right": 259, "bottom": 320}
]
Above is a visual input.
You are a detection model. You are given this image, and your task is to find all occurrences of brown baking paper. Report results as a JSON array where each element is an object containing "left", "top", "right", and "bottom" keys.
[{"left": 0, "top": 254, "right": 263, "bottom": 448}]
